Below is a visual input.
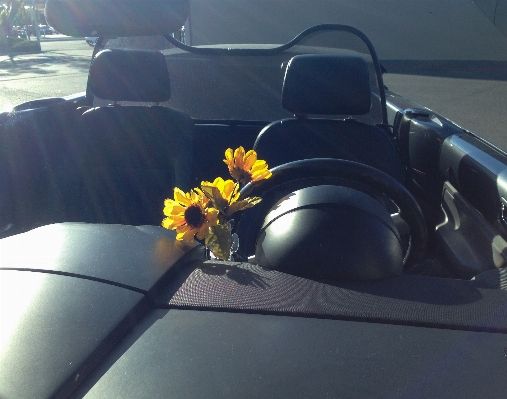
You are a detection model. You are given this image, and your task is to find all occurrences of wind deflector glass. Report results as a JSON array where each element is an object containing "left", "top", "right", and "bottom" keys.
[{"left": 98, "top": 25, "right": 387, "bottom": 124}]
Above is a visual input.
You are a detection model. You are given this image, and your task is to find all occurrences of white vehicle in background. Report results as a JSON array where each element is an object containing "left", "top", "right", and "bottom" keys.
[
  {"left": 85, "top": 36, "right": 98, "bottom": 46},
  {"left": 38, "top": 25, "right": 54, "bottom": 35}
]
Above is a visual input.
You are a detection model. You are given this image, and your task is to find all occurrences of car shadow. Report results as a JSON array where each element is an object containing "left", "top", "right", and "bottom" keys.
[
  {"left": 198, "top": 261, "right": 270, "bottom": 289},
  {"left": 381, "top": 60, "right": 507, "bottom": 81},
  {"left": 0, "top": 53, "right": 90, "bottom": 77},
  {"left": 170, "top": 261, "right": 485, "bottom": 307}
]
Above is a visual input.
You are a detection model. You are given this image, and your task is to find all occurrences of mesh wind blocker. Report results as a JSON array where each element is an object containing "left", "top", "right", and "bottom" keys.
[{"left": 163, "top": 261, "right": 507, "bottom": 333}]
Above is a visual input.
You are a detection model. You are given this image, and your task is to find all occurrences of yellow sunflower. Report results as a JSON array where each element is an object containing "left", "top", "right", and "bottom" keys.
[
  {"left": 162, "top": 187, "right": 218, "bottom": 242},
  {"left": 224, "top": 146, "right": 272, "bottom": 185}
]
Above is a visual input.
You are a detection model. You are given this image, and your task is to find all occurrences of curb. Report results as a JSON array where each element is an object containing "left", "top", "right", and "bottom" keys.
[
  {"left": 40, "top": 36, "right": 84, "bottom": 42},
  {"left": 1, "top": 36, "right": 83, "bottom": 55}
]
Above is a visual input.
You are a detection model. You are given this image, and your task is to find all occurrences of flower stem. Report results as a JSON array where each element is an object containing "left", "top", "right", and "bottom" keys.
[{"left": 228, "top": 182, "right": 240, "bottom": 207}]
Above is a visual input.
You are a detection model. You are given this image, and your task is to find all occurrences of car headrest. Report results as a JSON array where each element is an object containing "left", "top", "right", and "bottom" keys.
[
  {"left": 89, "top": 49, "right": 171, "bottom": 102},
  {"left": 282, "top": 54, "right": 371, "bottom": 115}
]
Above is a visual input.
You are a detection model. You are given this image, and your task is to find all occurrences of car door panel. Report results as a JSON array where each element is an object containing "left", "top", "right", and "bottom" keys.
[{"left": 389, "top": 98, "right": 507, "bottom": 276}]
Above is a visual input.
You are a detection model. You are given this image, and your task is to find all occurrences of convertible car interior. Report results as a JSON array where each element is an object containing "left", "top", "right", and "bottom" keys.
[{"left": 2, "top": 0, "right": 507, "bottom": 398}]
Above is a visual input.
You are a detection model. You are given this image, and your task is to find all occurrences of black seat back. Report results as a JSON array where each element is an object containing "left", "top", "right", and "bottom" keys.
[
  {"left": 254, "top": 54, "right": 404, "bottom": 182},
  {"left": 71, "top": 49, "right": 194, "bottom": 225}
]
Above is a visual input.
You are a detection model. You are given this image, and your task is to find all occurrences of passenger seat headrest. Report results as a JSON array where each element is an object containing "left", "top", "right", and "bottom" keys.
[
  {"left": 89, "top": 49, "right": 171, "bottom": 102},
  {"left": 282, "top": 54, "right": 371, "bottom": 115}
]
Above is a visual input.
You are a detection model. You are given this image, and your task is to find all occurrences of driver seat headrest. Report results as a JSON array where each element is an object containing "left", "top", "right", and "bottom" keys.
[
  {"left": 282, "top": 54, "right": 371, "bottom": 115},
  {"left": 89, "top": 48, "right": 172, "bottom": 102}
]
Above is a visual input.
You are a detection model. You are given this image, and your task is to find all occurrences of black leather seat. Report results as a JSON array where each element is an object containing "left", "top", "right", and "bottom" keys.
[
  {"left": 70, "top": 49, "right": 194, "bottom": 225},
  {"left": 254, "top": 54, "right": 404, "bottom": 182}
]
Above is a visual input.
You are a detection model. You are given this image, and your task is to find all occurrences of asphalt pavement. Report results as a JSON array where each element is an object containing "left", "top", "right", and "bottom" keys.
[
  {"left": 0, "top": 36, "right": 91, "bottom": 112},
  {"left": 386, "top": 74, "right": 507, "bottom": 150}
]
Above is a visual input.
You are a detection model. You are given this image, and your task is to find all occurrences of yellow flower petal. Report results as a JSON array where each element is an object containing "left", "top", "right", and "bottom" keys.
[
  {"left": 222, "top": 179, "right": 237, "bottom": 200},
  {"left": 252, "top": 170, "right": 272, "bottom": 181},
  {"left": 189, "top": 190, "right": 199, "bottom": 203},
  {"left": 212, "top": 177, "right": 225, "bottom": 189},
  {"left": 177, "top": 227, "right": 197, "bottom": 242},
  {"left": 224, "top": 148, "right": 234, "bottom": 162},
  {"left": 250, "top": 159, "right": 268, "bottom": 173},
  {"left": 162, "top": 216, "right": 186, "bottom": 229},
  {"left": 234, "top": 146, "right": 245, "bottom": 168},
  {"left": 224, "top": 147, "right": 271, "bottom": 184},
  {"left": 174, "top": 187, "right": 191, "bottom": 206},
  {"left": 164, "top": 198, "right": 179, "bottom": 207},
  {"left": 161, "top": 217, "right": 173, "bottom": 229},
  {"left": 243, "top": 150, "right": 257, "bottom": 170},
  {"left": 163, "top": 203, "right": 186, "bottom": 216},
  {"left": 193, "top": 187, "right": 210, "bottom": 206}
]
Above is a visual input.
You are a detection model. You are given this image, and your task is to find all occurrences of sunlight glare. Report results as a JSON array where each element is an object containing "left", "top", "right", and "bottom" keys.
[
  {"left": 266, "top": 191, "right": 301, "bottom": 237},
  {"left": 0, "top": 272, "right": 46, "bottom": 355},
  {"left": 1, "top": 104, "right": 13, "bottom": 113},
  {"left": 0, "top": 225, "right": 67, "bottom": 355}
]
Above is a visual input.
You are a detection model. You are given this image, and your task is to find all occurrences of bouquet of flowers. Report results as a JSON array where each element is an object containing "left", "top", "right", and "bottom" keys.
[{"left": 161, "top": 147, "right": 272, "bottom": 260}]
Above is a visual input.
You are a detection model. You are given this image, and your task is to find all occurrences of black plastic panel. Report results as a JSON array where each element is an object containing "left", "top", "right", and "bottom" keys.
[
  {"left": 161, "top": 261, "right": 507, "bottom": 332},
  {"left": 0, "top": 270, "right": 146, "bottom": 399},
  {"left": 440, "top": 133, "right": 507, "bottom": 226},
  {"left": 77, "top": 310, "right": 507, "bottom": 399},
  {"left": 0, "top": 223, "right": 199, "bottom": 292},
  {"left": 393, "top": 108, "right": 461, "bottom": 194},
  {"left": 436, "top": 181, "right": 507, "bottom": 277}
]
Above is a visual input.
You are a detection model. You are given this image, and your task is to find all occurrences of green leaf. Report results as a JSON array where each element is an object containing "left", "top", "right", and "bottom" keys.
[
  {"left": 226, "top": 196, "right": 262, "bottom": 216},
  {"left": 205, "top": 224, "right": 232, "bottom": 260},
  {"left": 200, "top": 185, "right": 215, "bottom": 201},
  {"left": 201, "top": 185, "right": 228, "bottom": 212}
]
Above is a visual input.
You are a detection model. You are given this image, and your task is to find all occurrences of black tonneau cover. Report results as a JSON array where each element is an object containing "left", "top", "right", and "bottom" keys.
[{"left": 2, "top": 224, "right": 507, "bottom": 398}]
